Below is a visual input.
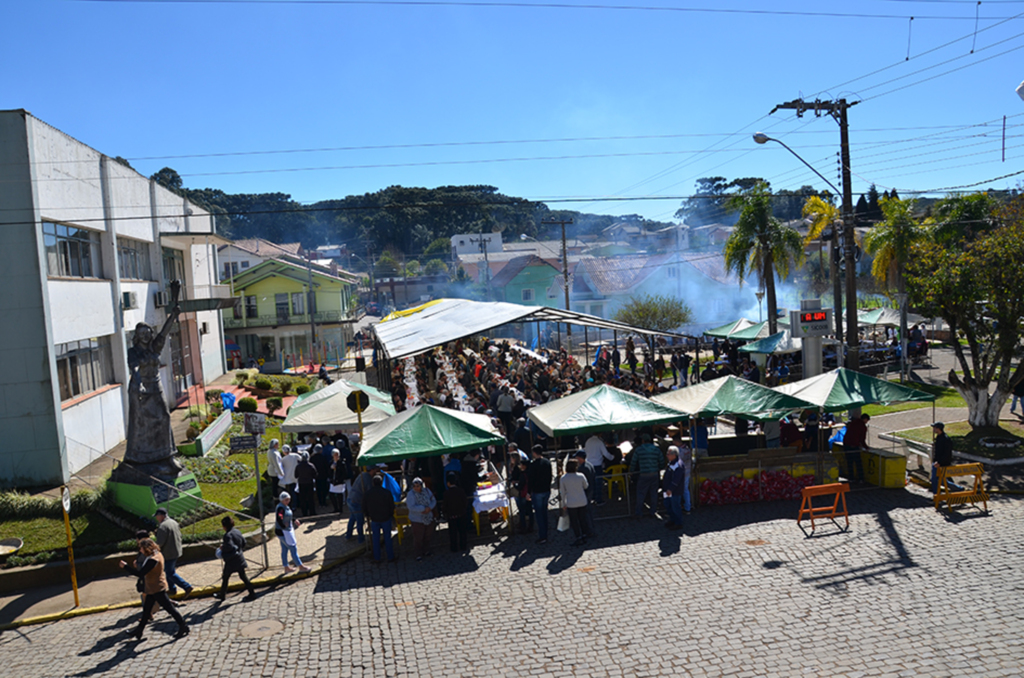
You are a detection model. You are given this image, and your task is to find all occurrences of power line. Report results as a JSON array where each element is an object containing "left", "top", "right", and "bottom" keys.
[{"left": 71, "top": 0, "right": 1024, "bottom": 21}]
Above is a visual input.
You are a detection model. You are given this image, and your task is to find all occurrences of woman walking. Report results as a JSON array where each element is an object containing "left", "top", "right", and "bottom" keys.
[
  {"left": 559, "top": 460, "right": 590, "bottom": 547},
  {"left": 275, "top": 492, "right": 312, "bottom": 574},
  {"left": 214, "top": 515, "right": 257, "bottom": 601},
  {"left": 118, "top": 538, "right": 189, "bottom": 640}
]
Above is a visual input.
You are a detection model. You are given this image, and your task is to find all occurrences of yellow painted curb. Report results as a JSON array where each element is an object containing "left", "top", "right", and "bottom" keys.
[{"left": 0, "top": 547, "right": 366, "bottom": 631}]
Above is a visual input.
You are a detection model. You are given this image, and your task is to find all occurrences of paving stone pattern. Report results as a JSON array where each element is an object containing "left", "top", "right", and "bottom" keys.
[{"left": 1, "top": 482, "right": 1022, "bottom": 677}]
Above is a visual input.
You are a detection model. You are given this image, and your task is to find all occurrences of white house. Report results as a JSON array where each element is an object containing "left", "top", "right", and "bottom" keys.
[{"left": 0, "top": 110, "right": 231, "bottom": 487}]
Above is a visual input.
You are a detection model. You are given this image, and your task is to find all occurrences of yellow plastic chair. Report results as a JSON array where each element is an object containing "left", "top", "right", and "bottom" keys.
[
  {"left": 605, "top": 464, "right": 628, "bottom": 500},
  {"left": 472, "top": 506, "right": 510, "bottom": 535},
  {"left": 393, "top": 506, "right": 411, "bottom": 545}
]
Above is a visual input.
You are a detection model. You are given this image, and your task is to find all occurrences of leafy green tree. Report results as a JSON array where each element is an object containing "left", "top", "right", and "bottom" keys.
[
  {"left": 863, "top": 196, "right": 924, "bottom": 295},
  {"left": 151, "top": 167, "right": 183, "bottom": 192},
  {"left": 375, "top": 251, "right": 400, "bottom": 277},
  {"left": 423, "top": 237, "right": 452, "bottom": 259},
  {"left": 926, "top": 192, "right": 1000, "bottom": 246},
  {"left": 423, "top": 259, "right": 449, "bottom": 275},
  {"left": 612, "top": 294, "right": 692, "bottom": 332},
  {"left": 724, "top": 183, "right": 805, "bottom": 335},
  {"left": 801, "top": 194, "right": 838, "bottom": 282},
  {"left": 906, "top": 198, "right": 1024, "bottom": 428},
  {"left": 675, "top": 177, "right": 766, "bottom": 226},
  {"left": 405, "top": 260, "right": 421, "bottom": 277}
]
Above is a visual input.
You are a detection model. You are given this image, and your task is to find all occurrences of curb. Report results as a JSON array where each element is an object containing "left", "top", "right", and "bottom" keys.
[{"left": 0, "top": 544, "right": 366, "bottom": 631}]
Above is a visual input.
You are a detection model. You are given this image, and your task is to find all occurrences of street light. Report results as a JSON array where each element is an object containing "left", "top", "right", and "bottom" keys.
[{"left": 753, "top": 132, "right": 850, "bottom": 365}]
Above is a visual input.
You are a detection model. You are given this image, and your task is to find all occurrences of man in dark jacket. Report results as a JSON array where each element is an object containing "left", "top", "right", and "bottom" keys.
[
  {"left": 442, "top": 472, "right": 469, "bottom": 553},
  {"left": 931, "top": 422, "right": 963, "bottom": 494},
  {"left": 214, "top": 515, "right": 256, "bottom": 601},
  {"left": 311, "top": 444, "right": 332, "bottom": 509},
  {"left": 364, "top": 475, "right": 397, "bottom": 563},
  {"left": 662, "top": 446, "right": 686, "bottom": 530},
  {"left": 527, "top": 445, "right": 553, "bottom": 544},
  {"left": 294, "top": 452, "right": 318, "bottom": 517}
]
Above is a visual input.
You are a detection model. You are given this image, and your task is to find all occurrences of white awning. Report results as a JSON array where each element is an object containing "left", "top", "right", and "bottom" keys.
[{"left": 372, "top": 298, "right": 688, "bottom": 360}]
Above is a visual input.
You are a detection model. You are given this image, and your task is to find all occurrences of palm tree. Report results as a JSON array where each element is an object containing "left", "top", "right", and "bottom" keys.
[
  {"left": 724, "top": 182, "right": 805, "bottom": 335},
  {"left": 863, "top": 196, "right": 922, "bottom": 295},
  {"left": 801, "top": 194, "right": 838, "bottom": 284}
]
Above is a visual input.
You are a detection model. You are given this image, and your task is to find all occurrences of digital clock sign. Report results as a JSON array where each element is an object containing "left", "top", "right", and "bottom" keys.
[{"left": 799, "top": 311, "right": 828, "bottom": 323}]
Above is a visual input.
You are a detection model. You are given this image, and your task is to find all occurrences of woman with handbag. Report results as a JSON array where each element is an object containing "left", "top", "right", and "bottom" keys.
[
  {"left": 118, "top": 538, "right": 189, "bottom": 640},
  {"left": 275, "top": 492, "right": 312, "bottom": 574},
  {"left": 558, "top": 460, "right": 590, "bottom": 547}
]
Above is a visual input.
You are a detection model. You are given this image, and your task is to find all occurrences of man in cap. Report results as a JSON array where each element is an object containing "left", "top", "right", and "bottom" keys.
[
  {"left": 154, "top": 508, "right": 193, "bottom": 600},
  {"left": 527, "top": 444, "right": 553, "bottom": 544},
  {"left": 662, "top": 446, "right": 686, "bottom": 530}
]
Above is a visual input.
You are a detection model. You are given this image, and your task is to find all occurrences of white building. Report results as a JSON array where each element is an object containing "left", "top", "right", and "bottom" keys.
[
  {"left": 0, "top": 110, "right": 231, "bottom": 487},
  {"left": 450, "top": 232, "right": 501, "bottom": 258}
]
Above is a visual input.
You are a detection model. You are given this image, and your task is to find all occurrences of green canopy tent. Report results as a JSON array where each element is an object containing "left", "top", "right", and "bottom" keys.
[
  {"left": 526, "top": 384, "right": 687, "bottom": 437},
  {"left": 280, "top": 379, "right": 396, "bottom": 433},
  {"left": 857, "top": 307, "right": 927, "bottom": 329},
  {"left": 704, "top": 318, "right": 757, "bottom": 338},
  {"left": 738, "top": 330, "right": 840, "bottom": 356},
  {"left": 356, "top": 405, "right": 506, "bottom": 464},
  {"left": 773, "top": 367, "right": 936, "bottom": 412},
  {"left": 652, "top": 375, "right": 817, "bottom": 421}
]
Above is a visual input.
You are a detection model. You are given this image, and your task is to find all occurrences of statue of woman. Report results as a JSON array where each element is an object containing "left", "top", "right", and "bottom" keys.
[{"left": 120, "top": 281, "right": 184, "bottom": 480}]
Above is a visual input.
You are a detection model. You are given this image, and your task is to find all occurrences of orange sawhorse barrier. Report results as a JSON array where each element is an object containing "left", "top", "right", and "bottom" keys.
[
  {"left": 797, "top": 482, "right": 850, "bottom": 532},
  {"left": 934, "top": 463, "right": 989, "bottom": 514}
]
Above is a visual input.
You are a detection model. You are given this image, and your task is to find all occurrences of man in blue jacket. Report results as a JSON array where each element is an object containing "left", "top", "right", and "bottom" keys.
[{"left": 629, "top": 434, "right": 665, "bottom": 518}]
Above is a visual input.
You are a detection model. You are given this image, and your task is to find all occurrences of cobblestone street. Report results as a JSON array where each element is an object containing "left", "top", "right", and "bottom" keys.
[{"left": 1, "top": 483, "right": 1021, "bottom": 677}]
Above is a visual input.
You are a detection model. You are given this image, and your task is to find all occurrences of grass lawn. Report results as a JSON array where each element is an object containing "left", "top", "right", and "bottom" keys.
[
  {"left": 894, "top": 419, "right": 1024, "bottom": 461},
  {"left": 0, "top": 514, "right": 131, "bottom": 557},
  {"left": 862, "top": 381, "right": 966, "bottom": 417}
]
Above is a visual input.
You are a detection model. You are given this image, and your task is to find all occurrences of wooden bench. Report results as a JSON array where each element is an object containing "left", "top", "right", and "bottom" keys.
[
  {"left": 797, "top": 482, "right": 850, "bottom": 532},
  {"left": 934, "top": 463, "right": 989, "bottom": 514}
]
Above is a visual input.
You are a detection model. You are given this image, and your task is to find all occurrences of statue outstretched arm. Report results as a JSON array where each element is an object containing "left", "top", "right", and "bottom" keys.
[{"left": 153, "top": 279, "right": 183, "bottom": 350}]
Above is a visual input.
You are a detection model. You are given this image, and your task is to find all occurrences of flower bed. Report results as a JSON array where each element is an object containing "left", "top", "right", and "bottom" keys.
[{"left": 182, "top": 457, "right": 254, "bottom": 484}]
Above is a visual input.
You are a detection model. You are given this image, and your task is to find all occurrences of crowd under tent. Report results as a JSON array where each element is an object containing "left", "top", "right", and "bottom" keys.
[
  {"left": 280, "top": 379, "right": 396, "bottom": 433},
  {"left": 370, "top": 298, "right": 690, "bottom": 388}
]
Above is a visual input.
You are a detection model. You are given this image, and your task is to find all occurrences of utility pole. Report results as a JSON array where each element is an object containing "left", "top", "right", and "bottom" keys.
[
  {"left": 306, "top": 250, "right": 317, "bottom": 363},
  {"left": 542, "top": 217, "right": 574, "bottom": 343},
  {"left": 770, "top": 97, "right": 859, "bottom": 370},
  {"left": 469, "top": 234, "right": 491, "bottom": 295}
]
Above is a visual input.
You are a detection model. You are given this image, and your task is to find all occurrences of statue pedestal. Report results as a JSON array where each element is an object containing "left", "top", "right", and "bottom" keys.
[{"left": 109, "top": 471, "right": 203, "bottom": 519}]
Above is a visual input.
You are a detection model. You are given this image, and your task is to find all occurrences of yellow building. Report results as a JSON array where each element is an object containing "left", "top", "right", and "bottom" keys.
[{"left": 223, "top": 257, "right": 361, "bottom": 371}]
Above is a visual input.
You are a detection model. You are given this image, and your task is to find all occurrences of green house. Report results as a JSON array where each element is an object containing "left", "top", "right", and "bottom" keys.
[{"left": 223, "top": 258, "right": 360, "bottom": 371}]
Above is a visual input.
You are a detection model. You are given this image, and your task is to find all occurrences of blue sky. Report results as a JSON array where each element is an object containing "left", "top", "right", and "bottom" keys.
[{"left": 3, "top": 0, "right": 1023, "bottom": 222}]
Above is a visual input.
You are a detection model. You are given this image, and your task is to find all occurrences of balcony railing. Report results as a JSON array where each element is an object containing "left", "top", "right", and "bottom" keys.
[{"left": 224, "top": 310, "right": 349, "bottom": 329}]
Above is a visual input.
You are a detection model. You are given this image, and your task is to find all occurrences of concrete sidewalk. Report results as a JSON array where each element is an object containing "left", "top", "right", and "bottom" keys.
[{"left": 0, "top": 510, "right": 367, "bottom": 627}]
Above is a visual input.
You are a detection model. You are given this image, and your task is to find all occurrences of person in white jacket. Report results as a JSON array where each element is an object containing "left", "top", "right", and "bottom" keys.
[
  {"left": 279, "top": 445, "right": 299, "bottom": 494},
  {"left": 266, "top": 439, "right": 283, "bottom": 497}
]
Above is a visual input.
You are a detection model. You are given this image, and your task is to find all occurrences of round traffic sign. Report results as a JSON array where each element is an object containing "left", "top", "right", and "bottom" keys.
[{"left": 62, "top": 486, "right": 71, "bottom": 513}]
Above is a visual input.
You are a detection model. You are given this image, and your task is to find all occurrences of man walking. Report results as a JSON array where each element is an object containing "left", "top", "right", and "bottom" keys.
[
  {"left": 154, "top": 508, "right": 193, "bottom": 600},
  {"left": 364, "top": 474, "right": 397, "bottom": 563},
  {"left": 630, "top": 434, "right": 664, "bottom": 518},
  {"left": 527, "top": 444, "right": 553, "bottom": 544},
  {"left": 662, "top": 446, "right": 686, "bottom": 530}
]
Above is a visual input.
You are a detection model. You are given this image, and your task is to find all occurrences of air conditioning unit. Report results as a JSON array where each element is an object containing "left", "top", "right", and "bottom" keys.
[
  {"left": 154, "top": 291, "right": 169, "bottom": 307},
  {"left": 200, "top": 321, "right": 209, "bottom": 335},
  {"left": 122, "top": 291, "right": 138, "bottom": 310}
]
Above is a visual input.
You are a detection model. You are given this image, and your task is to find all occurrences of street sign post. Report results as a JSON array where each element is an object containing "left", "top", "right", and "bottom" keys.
[
  {"left": 61, "top": 485, "right": 79, "bottom": 607},
  {"left": 347, "top": 390, "right": 370, "bottom": 444}
]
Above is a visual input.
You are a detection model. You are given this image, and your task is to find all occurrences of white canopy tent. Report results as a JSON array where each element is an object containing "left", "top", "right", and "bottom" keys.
[{"left": 372, "top": 298, "right": 688, "bottom": 360}]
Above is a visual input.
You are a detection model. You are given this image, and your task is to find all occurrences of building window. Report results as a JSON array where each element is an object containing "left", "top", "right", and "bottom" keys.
[
  {"left": 118, "top": 238, "right": 152, "bottom": 280},
  {"left": 240, "top": 261, "right": 249, "bottom": 269},
  {"left": 667, "top": 265, "right": 678, "bottom": 279},
  {"left": 43, "top": 222, "right": 102, "bottom": 278},
  {"left": 591, "top": 303, "right": 604, "bottom": 318},
  {"left": 162, "top": 247, "right": 185, "bottom": 289},
  {"left": 223, "top": 262, "right": 240, "bottom": 279},
  {"left": 55, "top": 337, "right": 114, "bottom": 401},
  {"left": 522, "top": 289, "right": 535, "bottom": 302},
  {"left": 291, "top": 292, "right": 305, "bottom": 316},
  {"left": 245, "top": 295, "right": 258, "bottom": 318}
]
